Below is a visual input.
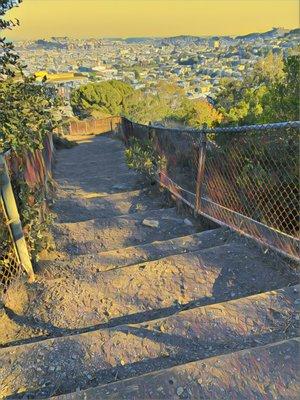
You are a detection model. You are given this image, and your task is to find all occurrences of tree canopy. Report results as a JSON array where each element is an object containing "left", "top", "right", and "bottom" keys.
[
  {"left": 71, "top": 80, "right": 134, "bottom": 118},
  {"left": 71, "top": 80, "right": 222, "bottom": 128},
  {"left": 215, "top": 51, "right": 300, "bottom": 125}
]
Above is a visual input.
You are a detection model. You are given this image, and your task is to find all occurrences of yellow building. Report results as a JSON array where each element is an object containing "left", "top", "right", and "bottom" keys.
[
  {"left": 214, "top": 40, "right": 220, "bottom": 50},
  {"left": 34, "top": 71, "right": 76, "bottom": 82}
]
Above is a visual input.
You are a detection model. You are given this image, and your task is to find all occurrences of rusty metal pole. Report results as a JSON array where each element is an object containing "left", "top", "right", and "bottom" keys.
[
  {"left": 194, "top": 131, "right": 207, "bottom": 215},
  {"left": 0, "top": 154, "right": 35, "bottom": 282}
]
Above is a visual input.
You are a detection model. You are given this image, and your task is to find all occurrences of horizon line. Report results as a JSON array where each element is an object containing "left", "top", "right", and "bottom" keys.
[{"left": 9, "top": 26, "right": 299, "bottom": 42}]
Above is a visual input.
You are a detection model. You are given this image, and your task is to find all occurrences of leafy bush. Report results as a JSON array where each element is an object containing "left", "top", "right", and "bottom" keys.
[
  {"left": 71, "top": 80, "right": 134, "bottom": 118},
  {"left": 71, "top": 80, "right": 222, "bottom": 129},
  {"left": 215, "top": 53, "right": 299, "bottom": 125},
  {"left": 0, "top": 79, "right": 62, "bottom": 260},
  {"left": 125, "top": 138, "right": 166, "bottom": 181},
  {"left": 0, "top": 1, "right": 62, "bottom": 261}
]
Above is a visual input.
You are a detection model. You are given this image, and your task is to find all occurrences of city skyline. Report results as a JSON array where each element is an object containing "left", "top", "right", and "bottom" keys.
[{"left": 4, "top": 0, "right": 299, "bottom": 40}]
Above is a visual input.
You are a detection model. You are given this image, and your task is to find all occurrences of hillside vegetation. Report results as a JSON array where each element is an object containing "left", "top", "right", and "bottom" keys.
[
  {"left": 71, "top": 79, "right": 223, "bottom": 127},
  {"left": 0, "top": 0, "right": 62, "bottom": 259},
  {"left": 71, "top": 51, "right": 299, "bottom": 128}
]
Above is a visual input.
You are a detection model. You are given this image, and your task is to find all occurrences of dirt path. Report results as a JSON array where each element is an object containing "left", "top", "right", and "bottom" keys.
[{"left": 0, "top": 133, "right": 298, "bottom": 399}]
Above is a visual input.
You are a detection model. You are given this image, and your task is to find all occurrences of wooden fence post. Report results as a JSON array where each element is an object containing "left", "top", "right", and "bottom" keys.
[
  {"left": 0, "top": 154, "right": 35, "bottom": 282},
  {"left": 194, "top": 131, "right": 207, "bottom": 215}
]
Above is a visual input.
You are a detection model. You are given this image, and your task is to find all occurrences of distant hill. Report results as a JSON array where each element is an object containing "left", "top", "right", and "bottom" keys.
[
  {"left": 159, "top": 35, "right": 210, "bottom": 46},
  {"left": 124, "top": 37, "right": 156, "bottom": 44},
  {"left": 235, "top": 27, "right": 289, "bottom": 41},
  {"left": 284, "top": 28, "right": 300, "bottom": 37},
  {"left": 25, "top": 27, "right": 299, "bottom": 49},
  {"left": 35, "top": 39, "right": 67, "bottom": 49},
  {"left": 123, "top": 29, "right": 294, "bottom": 46}
]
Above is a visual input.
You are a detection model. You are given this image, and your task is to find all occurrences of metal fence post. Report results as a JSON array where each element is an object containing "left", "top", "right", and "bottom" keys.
[
  {"left": 0, "top": 154, "right": 35, "bottom": 282},
  {"left": 194, "top": 131, "right": 207, "bottom": 215}
]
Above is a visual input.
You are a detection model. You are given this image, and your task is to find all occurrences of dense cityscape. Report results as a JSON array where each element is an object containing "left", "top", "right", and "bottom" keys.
[
  {"left": 1, "top": 1, "right": 300, "bottom": 399},
  {"left": 15, "top": 27, "right": 299, "bottom": 101}
]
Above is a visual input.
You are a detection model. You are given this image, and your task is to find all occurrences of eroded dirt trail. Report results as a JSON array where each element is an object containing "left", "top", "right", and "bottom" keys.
[{"left": 0, "top": 133, "right": 299, "bottom": 399}]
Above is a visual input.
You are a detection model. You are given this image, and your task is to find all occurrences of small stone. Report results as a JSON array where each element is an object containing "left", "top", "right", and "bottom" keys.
[
  {"left": 177, "top": 387, "right": 184, "bottom": 396},
  {"left": 142, "top": 219, "right": 159, "bottom": 228},
  {"left": 56, "top": 366, "right": 62, "bottom": 371},
  {"left": 184, "top": 218, "right": 193, "bottom": 227},
  {"left": 230, "top": 292, "right": 235, "bottom": 298},
  {"left": 49, "top": 366, "right": 55, "bottom": 372}
]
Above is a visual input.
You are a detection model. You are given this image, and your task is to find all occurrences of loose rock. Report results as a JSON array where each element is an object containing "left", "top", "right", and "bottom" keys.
[{"left": 142, "top": 219, "right": 159, "bottom": 228}]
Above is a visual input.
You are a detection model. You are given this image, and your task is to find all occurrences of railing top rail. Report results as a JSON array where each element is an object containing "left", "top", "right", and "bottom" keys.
[
  {"left": 123, "top": 117, "right": 300, "bottom": 135},
  {"left": 202, "top": 121, "right": 300, "bottom": 133}
]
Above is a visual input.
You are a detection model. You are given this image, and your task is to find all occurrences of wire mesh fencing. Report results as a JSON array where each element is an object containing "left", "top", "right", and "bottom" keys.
[
  {"left": 201, "top": 122, "right": 299, "bottom": 259},
  {"left": 0, "top": 133, "right": 54, "bottom": 301},
  {"left": 123, "top": 118, "right": 299, "bottom": 260},
  {"left": 0, "top": 196, "right": 23, "bottom": 300}
]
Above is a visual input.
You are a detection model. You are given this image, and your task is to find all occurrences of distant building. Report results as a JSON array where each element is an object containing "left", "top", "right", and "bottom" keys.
[{"left": 214, "top": 40, "right": 220, "bottom": 50}]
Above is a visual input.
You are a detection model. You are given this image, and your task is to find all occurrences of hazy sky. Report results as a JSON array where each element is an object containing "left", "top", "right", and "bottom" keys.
[{"left": 4, "top": 0, "right": 300, "bottom": 40}]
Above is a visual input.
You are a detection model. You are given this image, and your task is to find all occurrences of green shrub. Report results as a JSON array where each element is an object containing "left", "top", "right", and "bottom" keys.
[{"left": 125, "top": 138, "right": 166, "bottom": 181}]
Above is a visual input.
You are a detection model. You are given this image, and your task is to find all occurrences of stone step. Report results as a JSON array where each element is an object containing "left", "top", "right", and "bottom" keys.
[
  {"left": 39, "top": 228, "right": 229, "bottom": 275},
  {"left": 54, "top": 136, "right": 128, "bottom": 179},
  {"left": 55, "top": 147, "right": 125, "bottom": 162},
  {"left": 52, "top": 189, "right": 169, "bottom": 223},
  {"left": 0, "top": 286, "right": 298, "bottom": 399},
  {"left": 51, "top": 208, "right": 200, "bottom": 255},
  {"left": 54, "top": 135, "right": 145, "bottom": 196},
  {"left": 3, "top": 241, "right": 297, "bottom": 346},
  {"left": 52, "top": 338, "right": 300, "bottom": 400},
  {"left": 54, "top": 171, "right": 145, "bottom": 196},
  {"left": 55, "top": 161, "right": 131, "bottom": 177}
]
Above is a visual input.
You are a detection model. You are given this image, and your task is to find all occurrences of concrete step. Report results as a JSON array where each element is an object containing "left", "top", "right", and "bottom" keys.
[
  {"left": 54, "top": 171, "right": 146, "bottom": 196},
  {"left": 52, "top": 189, "right": 169, "bottom": 223},
  {"left": 38, "top": 228, "right": 230, "bottom": 276},
  {"left": 52, "top": 338, "right": 300, "bottom": 400},
  {"left": 55, "top": 161, "right": 132, "bottom": 177},
  {"left": 51, "top": 208, "right": 200, "bottom": 255},
  {"left": 53, "top": 135, "right": 142, "bottom": 195},
  {"left": 0, "top": 286, "right": 298, "bottom": 399},
  {"left": 3, "top": 241, "right": 297, "bottom": 346}
]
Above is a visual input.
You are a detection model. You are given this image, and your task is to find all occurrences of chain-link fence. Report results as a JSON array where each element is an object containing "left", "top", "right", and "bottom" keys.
[
  {"left": 0, "top": 152, "right": 25, "bottom": 301},
  {"left": 0, "top": 196, "right": 23, "bottom": 299},
  {"left": 122, "top": 118, "right": 299, "bottom": 260},
  {"left": 0, "top": 133, "right": 54, "bottom": 301}
]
